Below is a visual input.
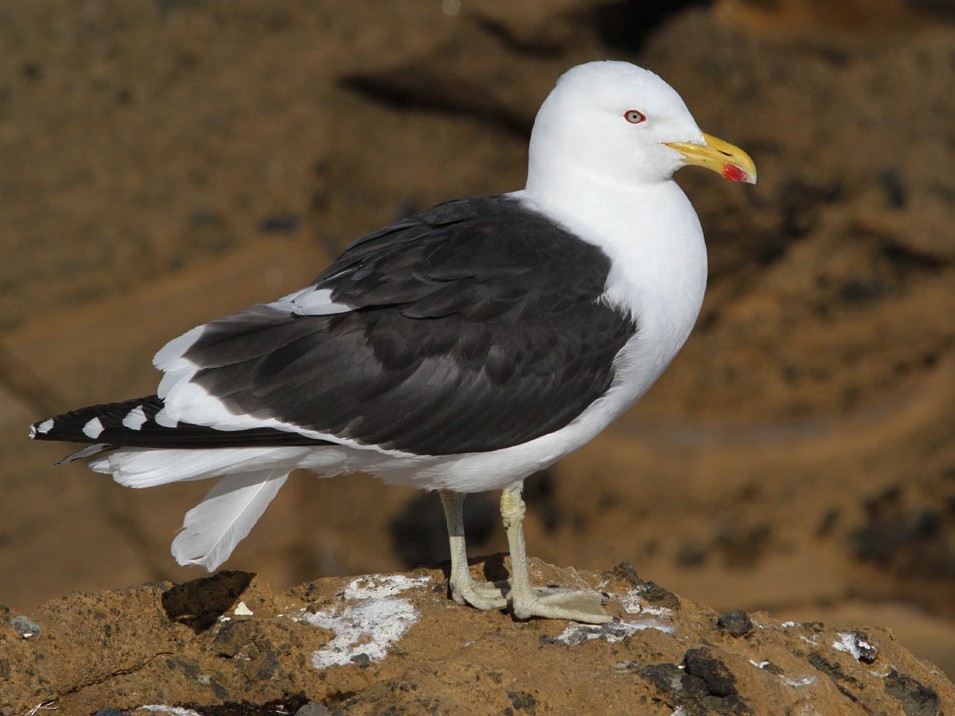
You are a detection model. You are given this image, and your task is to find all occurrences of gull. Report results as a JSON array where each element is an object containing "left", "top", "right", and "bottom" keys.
[{"left": 31, "top": 61, "right": 756, "bottom": 623}]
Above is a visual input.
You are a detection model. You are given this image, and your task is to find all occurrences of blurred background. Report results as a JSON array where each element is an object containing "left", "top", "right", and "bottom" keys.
[{"left": 2, "top": 0, "right": 954, "bottom": 677}]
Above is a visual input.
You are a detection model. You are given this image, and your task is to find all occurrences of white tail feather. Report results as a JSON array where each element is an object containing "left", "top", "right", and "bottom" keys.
[
  {"left": 171, "top": 469, "right": 289, "bottom": 571},
  {"left": 90, "top": 446, "right": 310, "bottom": 487}
]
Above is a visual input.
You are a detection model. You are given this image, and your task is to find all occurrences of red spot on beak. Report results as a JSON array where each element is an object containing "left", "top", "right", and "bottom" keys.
[{"left": 722, "top": 164, "right": 749, "bottom": 183}]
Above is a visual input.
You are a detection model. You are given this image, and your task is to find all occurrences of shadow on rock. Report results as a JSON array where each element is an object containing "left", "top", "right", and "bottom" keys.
[{"left": 161, "top": 570, "right": 255, "bottom": 633}]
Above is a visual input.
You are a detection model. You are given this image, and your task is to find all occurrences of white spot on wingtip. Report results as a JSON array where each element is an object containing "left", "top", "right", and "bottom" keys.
[
  {"left": 83, "top": 417, "right": 105, "bottom": 439},
  {"left": 33, "top": 419, "right": 54, "bottom": 437},
  {"left": 122, "top": 405, "right": 148, "bottom": 430}
]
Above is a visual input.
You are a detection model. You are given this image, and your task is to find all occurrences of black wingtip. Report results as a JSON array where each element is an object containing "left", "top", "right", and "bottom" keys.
[
  {"left": 29, "top": 418, "right": 54, "bottom": 441},
  {"left": 29, "top": 395, "right": 333, "bottom": 452}
]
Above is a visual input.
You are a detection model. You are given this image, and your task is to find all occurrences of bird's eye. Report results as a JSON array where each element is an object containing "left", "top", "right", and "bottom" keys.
[{"left": 624, "top": 109, "right": 646, "bottom": 124}]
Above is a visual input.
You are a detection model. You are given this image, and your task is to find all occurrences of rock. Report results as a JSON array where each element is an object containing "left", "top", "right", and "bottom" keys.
[
  {"left": 717, "top": 610, "right": 755, "bottom": 637},
  {"left": 0, "top": 559, "right": 951, "bottom": 715},
  {"left": 295, "top": 703, "right": 330, "bottom": 716},
  {"left": 9, "top": 615, "right": 40, "bottom": 639}
]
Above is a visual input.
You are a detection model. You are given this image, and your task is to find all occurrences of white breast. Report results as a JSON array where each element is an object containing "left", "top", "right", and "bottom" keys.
[{"left": 516, "top": 178, "right": 708, "bottom": 411}]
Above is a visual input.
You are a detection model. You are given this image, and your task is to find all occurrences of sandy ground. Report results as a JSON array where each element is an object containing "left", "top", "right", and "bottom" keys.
[{"left": 1, "top": 0, "right": 954, "bottom": 709}]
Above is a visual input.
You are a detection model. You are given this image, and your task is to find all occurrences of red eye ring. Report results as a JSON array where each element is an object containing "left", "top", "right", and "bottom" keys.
[{"left": 624, "top": 109, "right": 646, "bottom": 124}]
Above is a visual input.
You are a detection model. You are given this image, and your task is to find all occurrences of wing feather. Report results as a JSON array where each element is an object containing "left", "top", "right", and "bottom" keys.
[{"left": 161, "top": 195, "right": 637, "bottom": 455}]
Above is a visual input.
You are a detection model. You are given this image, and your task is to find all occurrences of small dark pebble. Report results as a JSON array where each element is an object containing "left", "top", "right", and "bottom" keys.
[
  {"left": 605, "top": 561, "right": 644, "bottom": 587},
  {"left": 351, "top": 652, "right": 371, "bottom": 668},
  {"left": 296, "top": 703, "right": 331, "bottom": 716},
  {"left": 507, "top": 690, "right": 537, "bottom": 713},
  {"left": 641, "top": 581, "right": 680, "bottom": 610},
  {"left": 10, "top": 615, "right": 41, "bottom": 639},
  {"left": 93, "top": 710, "right": 129, "bottom": 716},
  {"left": 717, "top": 609, "right": 754, "bottom": 637}
]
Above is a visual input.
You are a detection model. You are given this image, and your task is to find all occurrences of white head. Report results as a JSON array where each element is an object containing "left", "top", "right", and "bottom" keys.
[{"left": 526, "top": 61, "right": 756, "bottom": 190}]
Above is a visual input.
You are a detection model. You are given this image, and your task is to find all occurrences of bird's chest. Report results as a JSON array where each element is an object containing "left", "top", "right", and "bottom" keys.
[{"left": 598, "top": 224, "right": 708, "bottom": 407}]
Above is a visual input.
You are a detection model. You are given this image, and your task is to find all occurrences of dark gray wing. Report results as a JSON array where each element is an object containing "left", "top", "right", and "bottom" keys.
[{"left": 183, "top": 195, "right": 637, "bottom": 455}]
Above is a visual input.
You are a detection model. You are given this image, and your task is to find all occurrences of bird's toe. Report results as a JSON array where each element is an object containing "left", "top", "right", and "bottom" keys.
[
  {"left": 449, "top": 578, "right": 508, "bottom": 611},
  {"left": 511, "top": 588, "right": 611, "bottom": 624}
]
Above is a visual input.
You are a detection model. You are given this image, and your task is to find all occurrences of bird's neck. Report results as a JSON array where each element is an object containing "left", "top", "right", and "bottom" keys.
[
  {"left": 522, "top": 154, "right": 707, "bottom": 293},
  {"left": 523, "top": 149, "right": 697, "bottom": 247}
]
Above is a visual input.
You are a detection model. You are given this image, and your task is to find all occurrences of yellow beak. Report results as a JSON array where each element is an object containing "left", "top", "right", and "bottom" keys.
[{"left": 666, "top": 132, "right": 757, "bottom": 185}]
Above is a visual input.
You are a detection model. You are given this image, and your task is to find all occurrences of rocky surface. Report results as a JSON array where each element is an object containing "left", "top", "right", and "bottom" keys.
[
  {"left": 2, "top": 0, "right": 955, "bottom": 711},
  {"left": 3, "top": 560, "right": 953, "bottom": 715}
]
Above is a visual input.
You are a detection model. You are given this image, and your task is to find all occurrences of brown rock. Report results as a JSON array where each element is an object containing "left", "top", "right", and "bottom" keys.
[{"left": 1, "top": 560, "right": 952, "bottom": 715}]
